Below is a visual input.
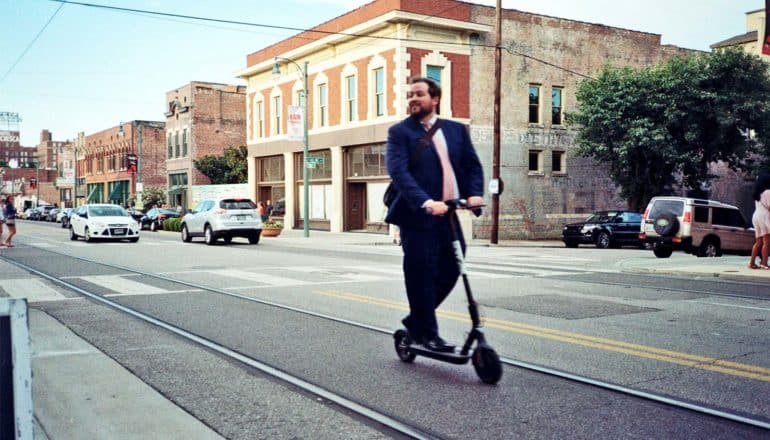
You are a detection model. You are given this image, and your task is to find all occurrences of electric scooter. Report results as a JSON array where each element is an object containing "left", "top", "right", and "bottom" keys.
[{"left": 393, "top": 199, "right": 503, "bottom": 385}]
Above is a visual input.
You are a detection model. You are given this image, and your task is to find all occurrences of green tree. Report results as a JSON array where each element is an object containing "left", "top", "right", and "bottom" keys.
[
  {"left": 141, "top": 186, "right": 166, "bottom": 208},
  {"left": 568, "top": 48, "right": 770, "bottom": 211},
  {"left": 193, "top": 145, "right": 248, "bottom": 184}
]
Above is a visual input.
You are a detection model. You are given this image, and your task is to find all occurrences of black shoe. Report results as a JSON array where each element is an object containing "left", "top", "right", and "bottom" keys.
[
  {"left": 401, "top": 318, "right": 422, "bottom": 344},
  {"left": 422, "top": 336, "right": 456, "bottom": 353}
]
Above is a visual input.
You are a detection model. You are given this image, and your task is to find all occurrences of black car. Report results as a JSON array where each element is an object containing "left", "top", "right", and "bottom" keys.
[
  {"left": 140, "top": 208, "right": 180, "bottom": 231},
  {"left": 562, "top": 210, "right": 643, "bottom": 249}
]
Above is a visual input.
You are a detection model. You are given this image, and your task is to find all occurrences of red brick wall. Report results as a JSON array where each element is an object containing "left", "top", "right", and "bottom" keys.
[
  {"left": 326, "top": 65, "right": 343, "bottom": 126},
  {"left": 443, "top": 53, "right": 470, "bottom": 119}
]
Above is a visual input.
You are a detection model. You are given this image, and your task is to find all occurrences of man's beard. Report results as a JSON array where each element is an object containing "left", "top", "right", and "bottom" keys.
[{"left": 409, "top": 103, "right": 431, "bottom": 120}]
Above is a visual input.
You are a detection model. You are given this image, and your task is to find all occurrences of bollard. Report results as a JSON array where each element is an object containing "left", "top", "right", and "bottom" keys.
[{"left": 0, "top": 298, "right": 33, "bottom": 440}]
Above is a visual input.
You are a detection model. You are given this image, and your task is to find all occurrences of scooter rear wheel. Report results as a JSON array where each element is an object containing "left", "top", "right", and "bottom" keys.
[
  {"left": 393, "top": 329, "right": 416, "bottom": 363},
  {"left": 472, "top": 345, "right": 502, "bottom": 384}
]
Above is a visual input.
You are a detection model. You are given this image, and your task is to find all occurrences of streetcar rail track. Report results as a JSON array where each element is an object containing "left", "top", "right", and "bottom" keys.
[{"left": 2, "top": 246, "right": 769, "bottom": 432}]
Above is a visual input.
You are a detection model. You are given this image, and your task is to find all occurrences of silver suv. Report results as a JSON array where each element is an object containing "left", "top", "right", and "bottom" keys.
[
  {"left": 640, "top": 196, "right": 755, "bottom": 258},
  {"left": 181, "top": 198, "right": 263, "bottom": 245}
]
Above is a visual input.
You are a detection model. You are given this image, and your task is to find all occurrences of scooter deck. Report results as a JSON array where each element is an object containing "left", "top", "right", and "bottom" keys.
[{"left": 408, "top": 344, "right": 471, "bottom": 365}]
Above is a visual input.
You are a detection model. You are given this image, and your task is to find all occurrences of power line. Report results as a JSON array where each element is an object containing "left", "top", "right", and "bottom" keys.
[
  {"left": 1, "top": 2, "right": 65, "bottom": 84},
  {"left": 49, "top": 0, "right": 594, "bottom": 79}
]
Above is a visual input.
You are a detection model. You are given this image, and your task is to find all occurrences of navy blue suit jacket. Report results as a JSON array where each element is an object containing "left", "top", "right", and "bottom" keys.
[{"left": 385, "top": 116, "right": 483, "bottom": 228}]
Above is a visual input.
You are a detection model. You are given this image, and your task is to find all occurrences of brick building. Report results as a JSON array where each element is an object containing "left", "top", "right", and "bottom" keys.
[
  {"left": 81, "top": 121, "right": 166, "bottom": 207},
  {"left": 239, "top": 0, "right": 691, "bottom": 237},
  {"left": 165, "top": 82, "right": 247, "bottom": 210},
  {"left": 1, "top": 129, "right": 35, "bottom": 195}
]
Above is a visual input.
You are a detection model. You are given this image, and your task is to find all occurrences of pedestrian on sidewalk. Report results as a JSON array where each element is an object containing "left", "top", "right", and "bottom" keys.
[
  {"left": 385, "top": 77, "right": 484, "bottom": 353},
  {"left": 0, "top": 197, "right": 6, "bottom": 246},
  {"left": 749, "top": 174, "right": 770, "bottom": 269},
  {"left": 3, "top": 195, "right": 17, "bottom": 247}
]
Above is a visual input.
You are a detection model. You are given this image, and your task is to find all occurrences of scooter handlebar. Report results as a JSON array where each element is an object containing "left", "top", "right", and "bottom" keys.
[{"left": 445, "top": 199, "right": 485, "bottom": 211}]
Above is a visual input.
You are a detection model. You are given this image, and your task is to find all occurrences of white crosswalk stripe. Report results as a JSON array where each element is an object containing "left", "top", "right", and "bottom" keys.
[
  {"left": 1, "top": 278, "right": 69, "bottom": 302},
  {"left": 209, "top": 268, "right": 312, "bottom": 287},
  {"left": 79, "top": 275, "right": 169, "bottom": 295},
  {"left": 345, "top": 264, "right": 526, "bottom": 279}
]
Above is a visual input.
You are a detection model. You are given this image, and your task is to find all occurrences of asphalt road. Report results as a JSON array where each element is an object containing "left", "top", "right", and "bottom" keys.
[{"left": 2, "top": 220, "right": 769, "bottom": 439}]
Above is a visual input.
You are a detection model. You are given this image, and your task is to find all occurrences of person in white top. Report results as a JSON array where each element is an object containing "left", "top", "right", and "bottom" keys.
[{"left": 749, "top": 175, "right": 770, "bottom": 269}]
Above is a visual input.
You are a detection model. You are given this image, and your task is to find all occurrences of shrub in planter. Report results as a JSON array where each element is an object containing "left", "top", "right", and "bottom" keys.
[{"left": 163, "top": 217, "right": 183, "bottom": 232}]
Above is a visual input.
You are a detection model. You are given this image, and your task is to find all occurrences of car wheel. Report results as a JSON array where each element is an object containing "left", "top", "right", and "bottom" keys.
[
  {"left": 128, "top": 237, "right": 139, "bottom": 243},
  {"left": 595, "top": 231, "right": 611, "bottom": 249},
  {"left": 697, "top": 238, "right": 721, "bottom": 258},
  {"left": 84, "top": 227, "right": 93, "bottom": 243},
  {"left": 223, "top": 236, "right": 232, "bottom": 244},
  {"left": 69, "top": 227, "right": 78, "bottom": 241},
  {"left": 248, "top": 233, "right": 260, "bottom": 245},
  {"left": 653, "top": 212, "right": 680, "bottom": 237},
  {"left": 653, "top": 243, "right": 673, "bottom": 258},
  {"left": 564, "top": 239, "right": 578, "bottom": 248},
  {"left": 181, "top": 225, "right": 192, "bottom": 242},
  {"left": 204, "top": 225, "right": 216, "bottom": 245},
  {"left": 150, "top": 221, "right": 157, "bottom": 232}
]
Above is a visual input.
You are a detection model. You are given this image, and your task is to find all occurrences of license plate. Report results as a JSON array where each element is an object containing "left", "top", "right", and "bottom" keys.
[
  {"left": 113, "top": 228, "right": 125, "bottom": 234},
  {"left": 645, "top": 224, "right": 655, "bottom": 233},
  {"left": 235, "top": 215, "right": 247, "bottom": 221}
]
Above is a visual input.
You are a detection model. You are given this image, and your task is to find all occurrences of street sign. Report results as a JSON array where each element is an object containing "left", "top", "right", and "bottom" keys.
[{"left": 305, "top": 156, "right": 324, "bottom": 168}]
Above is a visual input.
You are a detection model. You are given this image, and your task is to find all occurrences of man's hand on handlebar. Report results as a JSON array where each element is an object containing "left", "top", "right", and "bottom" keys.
[{"left": 425, "top": 200, "right": 449, "bottom": 216}]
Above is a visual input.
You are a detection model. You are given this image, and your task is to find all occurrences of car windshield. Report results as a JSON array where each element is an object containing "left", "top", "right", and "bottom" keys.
[
  {"left": 90, "top": 206, "right": 127, "bottom": 217},
  {"left": 220, "top": 199, "right": 256, "bottom": 210},
  {"left": 584, "top": 211, "right": 617, "bottom": 223},
  {"left": 157, "top": 209, "right": 178, "bottom": 215}
]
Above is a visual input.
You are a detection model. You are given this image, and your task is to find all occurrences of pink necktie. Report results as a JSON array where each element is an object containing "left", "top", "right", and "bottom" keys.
[{"left": 424, "top": 122, "right": 458, "bottom": 201}]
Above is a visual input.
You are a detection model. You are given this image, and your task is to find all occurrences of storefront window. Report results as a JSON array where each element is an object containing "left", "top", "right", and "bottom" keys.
[{"left": 346, "top": 144, "right": 387, "bottom": 177}]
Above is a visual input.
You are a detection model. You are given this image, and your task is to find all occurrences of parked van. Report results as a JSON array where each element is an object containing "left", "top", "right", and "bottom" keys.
[{"left": 640, "top": 197, "right": 755, "bottom": 258}]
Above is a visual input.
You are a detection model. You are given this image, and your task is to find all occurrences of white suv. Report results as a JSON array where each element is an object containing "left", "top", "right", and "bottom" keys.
[
  {"left": 181, "top": 198, "right": 263, "bottom": 245},
  {"left": 640, "top": 196, "right": 755, "bottom": 258}
]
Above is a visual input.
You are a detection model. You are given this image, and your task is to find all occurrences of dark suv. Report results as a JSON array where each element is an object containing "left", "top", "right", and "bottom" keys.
[{"left": 562, "top": 210, "right": 643, "bottom": 249}]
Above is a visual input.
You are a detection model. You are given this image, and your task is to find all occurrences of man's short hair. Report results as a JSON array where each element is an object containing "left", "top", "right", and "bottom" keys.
[{"left": 410, "top": 77, "right": 441, "bottom": 99}]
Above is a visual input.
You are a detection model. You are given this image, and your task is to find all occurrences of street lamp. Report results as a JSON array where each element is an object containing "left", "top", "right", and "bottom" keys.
[{"left": 272, "top": 56, "right": 309, "bottom": 238}]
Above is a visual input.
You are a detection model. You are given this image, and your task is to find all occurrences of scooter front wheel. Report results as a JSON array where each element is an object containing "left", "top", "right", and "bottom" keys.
[
  {"left": 393, "top": 329, "right": 416, "bottom": 363},
  {"left": 472, "top": 344, "right": 502, "bottom": 384}
]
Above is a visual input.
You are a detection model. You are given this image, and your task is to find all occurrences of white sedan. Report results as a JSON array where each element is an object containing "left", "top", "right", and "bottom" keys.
[{"left": 69, "top": 204, "right": 140, "bottom": 243}]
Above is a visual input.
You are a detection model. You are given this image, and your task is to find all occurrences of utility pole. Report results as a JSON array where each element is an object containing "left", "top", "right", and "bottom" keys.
[{"left": 490, "top": 0, "right": 502, "bottom": 244}]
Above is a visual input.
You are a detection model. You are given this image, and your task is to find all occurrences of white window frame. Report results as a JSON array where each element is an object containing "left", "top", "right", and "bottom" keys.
[
  {"left": 420, "top": 51, "right": 453, "bottom": 118},
  {"left": 367, "top": 54, "right": 387, "bottom": 119},
  {"left": 341, "top": 63, "right": 358, "bottom": 124},
  {"left": 255, "top": 100, "right": 264, "bottom": 138},
  {"left": 271, "top": 88, "right": 282, "bottom": 136}
]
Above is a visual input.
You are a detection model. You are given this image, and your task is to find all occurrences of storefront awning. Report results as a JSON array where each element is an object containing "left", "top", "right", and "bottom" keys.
[
  {"left": 86, "top": 186, "right": 99, "bottom": 203},
  {"left": 107, "top": 182, "right": 124, "bottom": 202}
]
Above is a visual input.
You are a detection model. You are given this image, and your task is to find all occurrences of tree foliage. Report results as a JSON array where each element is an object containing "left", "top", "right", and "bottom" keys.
[
  {"left": 193, "top": 145, "right": 248, "bottom": 184},
  {"left": 567, "top": 48, "right": 770, "bottom": 211},
  {"left": 141, "top": 186, "right": 166, "bottom": 208}
]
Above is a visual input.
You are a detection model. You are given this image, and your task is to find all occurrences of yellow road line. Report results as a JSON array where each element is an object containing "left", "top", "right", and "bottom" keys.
[{"left": 316, "top": 289, "right": 770, "bottom": 382}]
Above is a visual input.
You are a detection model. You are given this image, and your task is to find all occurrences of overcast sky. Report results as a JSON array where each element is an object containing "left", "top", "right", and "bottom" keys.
[{"left": 0, "top": 0, "right": 762, "bottom": 146}]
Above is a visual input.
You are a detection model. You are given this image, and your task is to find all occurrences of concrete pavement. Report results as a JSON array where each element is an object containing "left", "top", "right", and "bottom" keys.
[{"left": 2, "top": 230, "right": 767, "bottom": 439}]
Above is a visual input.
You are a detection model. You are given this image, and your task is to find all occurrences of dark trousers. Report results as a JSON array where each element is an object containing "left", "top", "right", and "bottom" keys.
[{"left": 399, "top": 214, "right": 465, "bottom": 341}]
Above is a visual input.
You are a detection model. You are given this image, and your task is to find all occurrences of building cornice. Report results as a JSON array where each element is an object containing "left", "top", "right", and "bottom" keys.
[{"left": 237, "top": 10, "right": 490, "bottom": 79}]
